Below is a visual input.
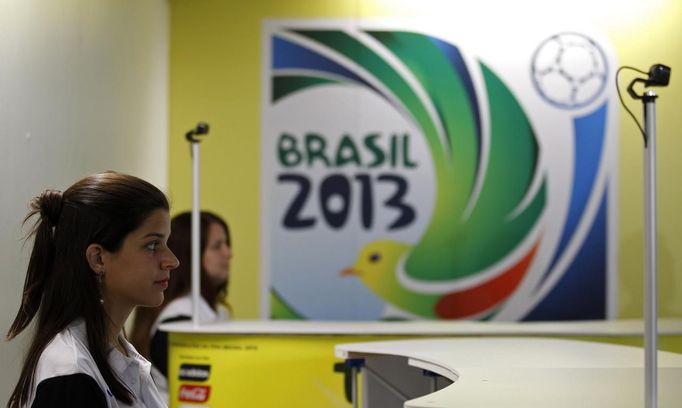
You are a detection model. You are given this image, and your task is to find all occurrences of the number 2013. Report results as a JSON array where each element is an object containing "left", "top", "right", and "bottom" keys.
[{"left": 278, "top": 173, "right": 415, "bottom": 230}]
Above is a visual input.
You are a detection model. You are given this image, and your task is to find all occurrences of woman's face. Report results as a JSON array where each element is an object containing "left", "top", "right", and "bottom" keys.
[
  {"left": 101, "top": 209, "right": 179, "bottom": 311},
  {"left": 202, "top": 222, "right": 232, "bottom": 284}
]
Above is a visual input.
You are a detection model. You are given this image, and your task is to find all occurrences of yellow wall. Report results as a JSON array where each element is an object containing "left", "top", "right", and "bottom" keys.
[{"left": 169, "top": 0, "right": 682, "bottom": 319}]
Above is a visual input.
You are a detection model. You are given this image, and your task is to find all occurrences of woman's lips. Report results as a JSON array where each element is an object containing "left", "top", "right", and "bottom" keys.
[{"left": 155, "top": 278, "right": 169, "bottom": 289}]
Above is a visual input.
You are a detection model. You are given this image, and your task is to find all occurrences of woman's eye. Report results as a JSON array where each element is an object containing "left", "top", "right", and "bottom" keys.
[{"left": 146, "top": 241, "right": 160, "bottom": 252}]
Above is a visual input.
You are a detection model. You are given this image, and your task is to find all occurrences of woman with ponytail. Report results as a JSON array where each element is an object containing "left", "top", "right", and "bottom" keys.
[{"left": 6, "top": 172, "right": 179, "bottom": 408}]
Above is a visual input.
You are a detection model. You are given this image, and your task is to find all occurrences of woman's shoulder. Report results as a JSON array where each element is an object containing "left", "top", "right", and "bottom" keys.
[
  {"left": 29, "top": 321, "right": 108, "bottom": 407},
  {"left": 35, "top": 320, "right": 100, "bottom": 382},
  {"left": 31, "top": 373, "right": 107, "bottom": 408},
  {"left": 153, "top": 294, "right": 225, "bottom": 332},
  {"left": 150, "top": 295, "right": 192, "bottom": 335},
  {"left": 157, "top": 294, "right": 193, "bottom": 323},
  {"left": 216, "top": 304, "right": 230, "bottom": 321}
]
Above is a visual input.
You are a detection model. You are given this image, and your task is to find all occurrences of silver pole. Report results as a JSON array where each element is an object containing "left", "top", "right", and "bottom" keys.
[
  {"left": 192, "top": 142, "right": 201, "bottom": 327},
  {"left": 643, "top": 90, "right": 658, "bottom": 408}
]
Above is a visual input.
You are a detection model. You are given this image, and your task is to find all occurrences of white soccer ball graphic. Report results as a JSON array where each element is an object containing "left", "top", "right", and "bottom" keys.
[{"left": 531, "top": 33, "right": 608, "bottom": 109}]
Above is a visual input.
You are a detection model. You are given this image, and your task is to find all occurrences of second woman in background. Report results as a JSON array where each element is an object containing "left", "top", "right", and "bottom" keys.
[{"left": 130, "top": 211, "right": 232, "bottom": 381}]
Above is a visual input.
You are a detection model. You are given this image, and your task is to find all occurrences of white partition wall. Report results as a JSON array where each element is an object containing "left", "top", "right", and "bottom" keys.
[{"left": 0, "top": 0, "right": 169, "bottom": 400}]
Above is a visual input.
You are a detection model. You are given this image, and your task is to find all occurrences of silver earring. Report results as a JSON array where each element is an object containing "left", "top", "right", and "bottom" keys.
[{"left": 97, "top": 271, "right": 104, "bottom": 304}]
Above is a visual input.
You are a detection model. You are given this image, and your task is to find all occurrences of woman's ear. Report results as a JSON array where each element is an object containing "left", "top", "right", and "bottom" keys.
[{"left": 85, "top": 243, "right": 106, "bottom": 274}]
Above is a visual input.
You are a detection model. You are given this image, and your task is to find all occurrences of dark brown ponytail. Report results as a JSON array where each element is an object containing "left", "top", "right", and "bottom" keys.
[{"left": 6, "top": 190, "right": 62, "bottom": 340}]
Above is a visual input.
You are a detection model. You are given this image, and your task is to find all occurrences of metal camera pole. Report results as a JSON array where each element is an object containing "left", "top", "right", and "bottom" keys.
[
  {"left": 642, "top": 90, "right": 658, "bottom": 408},
  {"left": 186, "top": 122, "right": 210, "bottom": 327},
  {"left": 626, "top": 63, "right": 670, "bottom": 408}
]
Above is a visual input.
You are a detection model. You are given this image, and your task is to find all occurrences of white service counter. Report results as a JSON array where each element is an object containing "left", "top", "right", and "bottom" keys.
[
  {"left": 335, "top": 337, "right": 682, "bottom": 408},
  {"left": 160, "top": 319, "right": 682, "bottom": 407}
]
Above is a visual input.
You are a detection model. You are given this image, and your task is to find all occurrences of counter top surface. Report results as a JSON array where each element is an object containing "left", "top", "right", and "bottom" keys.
[
  {"left": 335, "top": 337, "right": 682, "bottom": 408},
  {"left": 160, "top": 318, "right": 682, "bottom": 336}
]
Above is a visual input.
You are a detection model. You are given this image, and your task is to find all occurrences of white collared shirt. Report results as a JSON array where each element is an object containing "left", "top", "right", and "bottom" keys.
[{"left": 29, "top": 319, "right": 165, "bottom": 408}]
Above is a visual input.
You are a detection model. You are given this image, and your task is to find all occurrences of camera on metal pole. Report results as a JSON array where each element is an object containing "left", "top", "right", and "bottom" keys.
[
  {"left": 186, "top": 122, "right": 210, "bottom": 327},
  {"left": 622, "top": 63, "right": 671, "bottom": 408}
]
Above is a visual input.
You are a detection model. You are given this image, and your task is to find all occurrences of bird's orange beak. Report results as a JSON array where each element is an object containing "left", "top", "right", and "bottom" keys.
[{"left": 340, "top": 267, "right": 360, "bottom": 277}]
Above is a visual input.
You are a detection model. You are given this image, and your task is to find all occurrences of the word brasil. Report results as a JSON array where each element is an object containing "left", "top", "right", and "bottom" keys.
[{"left": 276, "top": 132, "right": 420, "bottom": 230}]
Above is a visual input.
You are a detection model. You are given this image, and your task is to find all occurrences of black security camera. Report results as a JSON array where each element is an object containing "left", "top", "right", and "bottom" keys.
[
  {"left": 627, "top": 64, "right": 671, "bottom": 100},
  {"left": 645, "top": 64, "right": 671, "bottom": 87},
  {"left": 618, "top": 63, "right": 672, "bottom": 147},
  {"left": 186, "top": 122, "right": 210, "bottom": 142}
]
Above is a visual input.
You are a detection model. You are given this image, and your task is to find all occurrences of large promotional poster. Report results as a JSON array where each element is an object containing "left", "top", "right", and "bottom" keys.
[{"left": 261, "top": 19, "right": 618, "bottom": 321}]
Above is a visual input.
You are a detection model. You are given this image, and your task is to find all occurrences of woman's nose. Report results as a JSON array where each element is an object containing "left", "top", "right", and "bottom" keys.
[{"left": 164, "top": 249, "right": 180, "bottom": 270}]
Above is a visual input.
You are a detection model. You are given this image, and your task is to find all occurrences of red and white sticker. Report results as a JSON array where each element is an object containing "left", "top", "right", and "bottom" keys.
[{"left": 178, "top": 385, "right": 211, "bottom": 403}]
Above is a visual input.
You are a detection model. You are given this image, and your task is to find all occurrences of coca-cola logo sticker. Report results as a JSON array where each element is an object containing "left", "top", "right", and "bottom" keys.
[{"left": 179, "top": 385, "right": 211, "bottom": 403}]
